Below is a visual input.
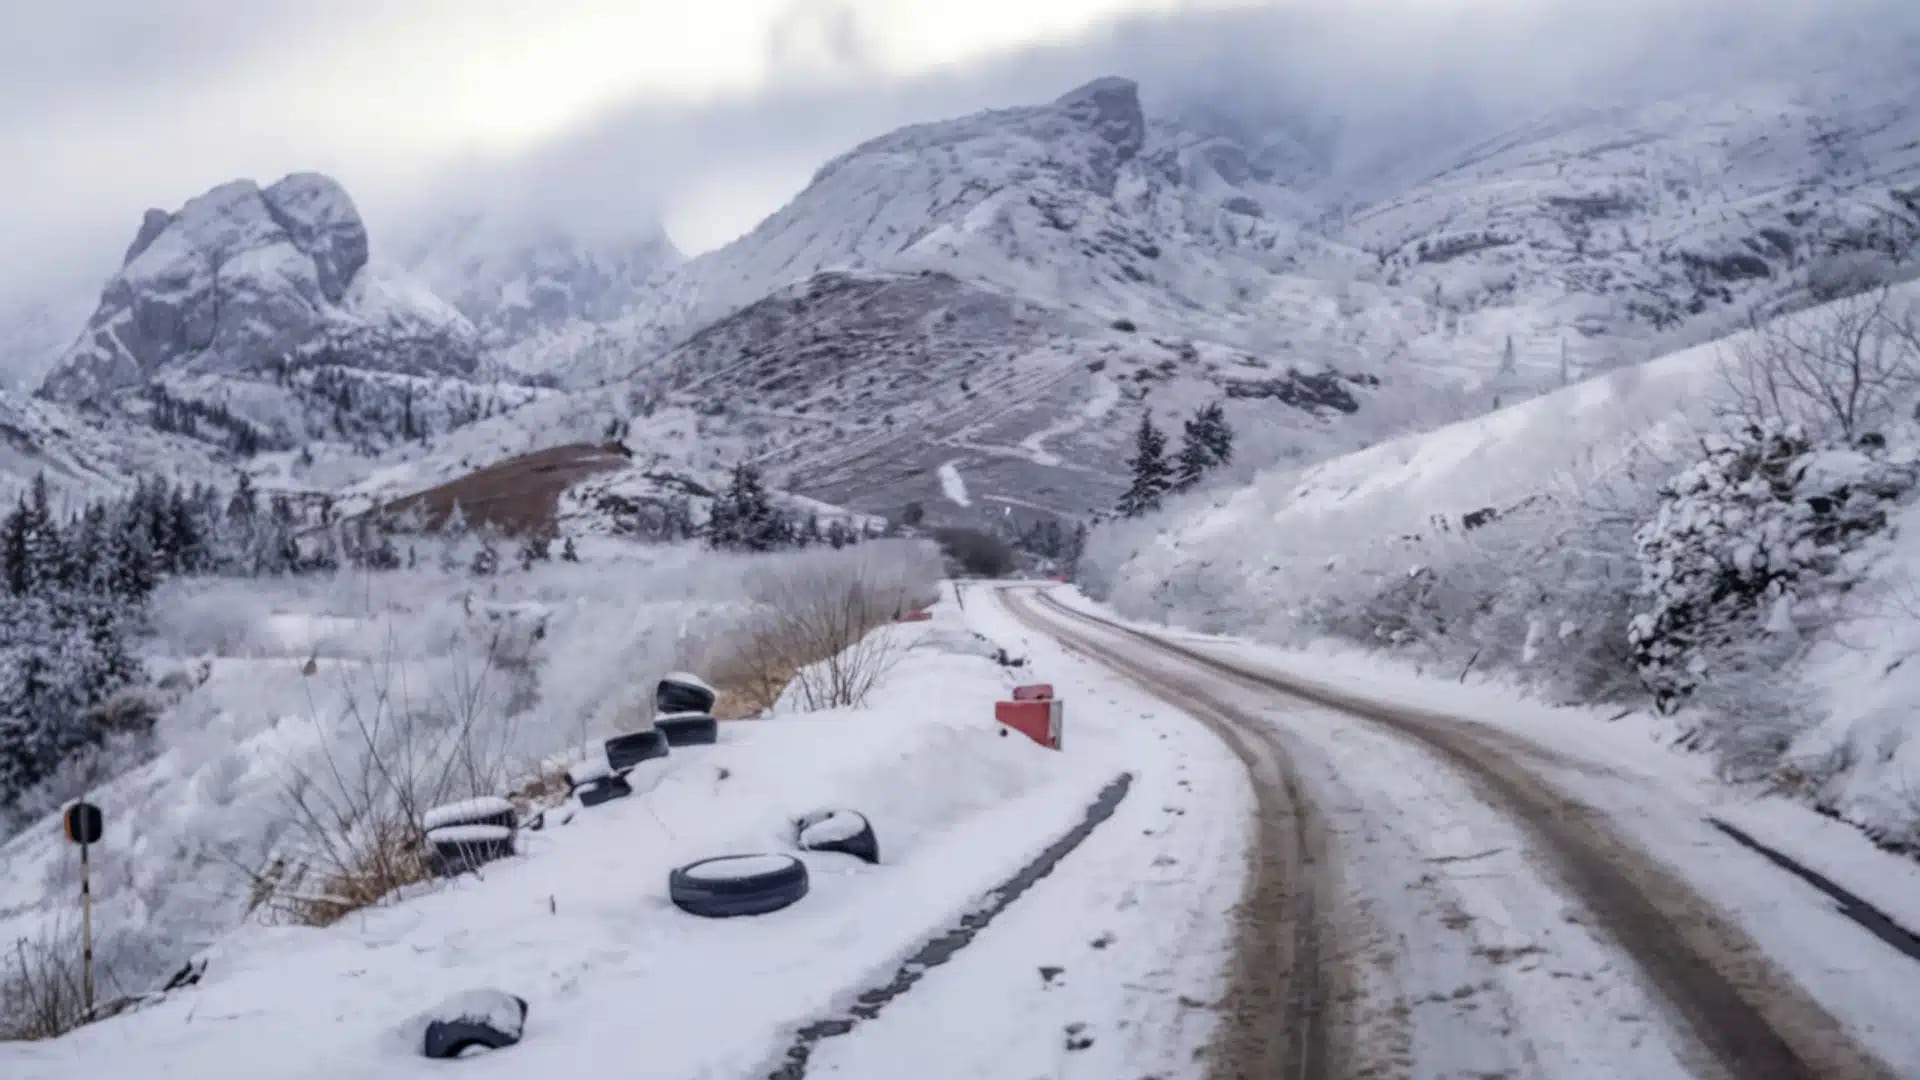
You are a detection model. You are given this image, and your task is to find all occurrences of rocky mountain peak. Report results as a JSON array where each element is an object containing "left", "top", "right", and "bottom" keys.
[
  {"left": 259, "top": 172, "right": 370, "bottom": 304},
  {"left": 1054, "top": 76, "right": 1146, "bottom": 163},
  {"left": 38, "top": 171, "right": 471, "bottom": 408}
]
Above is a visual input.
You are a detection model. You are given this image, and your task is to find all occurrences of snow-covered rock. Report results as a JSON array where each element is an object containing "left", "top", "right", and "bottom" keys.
[{"left": 37, "top": 173, "right": 486, "bottom": 449}]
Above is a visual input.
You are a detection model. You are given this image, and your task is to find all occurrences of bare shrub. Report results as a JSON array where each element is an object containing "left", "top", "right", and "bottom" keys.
[
  {"left": 703, "top": 628, "right": 804, "bottom": 718},
  {"left": 0, "top": 918, "right": 140, "bottom": 1041},
  {"left": 717, "top": 542, "right": 941, "bottom": 714},
  {"left": 1719, "top": 285, "right": 1920, "bottom": 440},
  {"left": 265, "top": 633, "right": 521, "bottom": 927}
]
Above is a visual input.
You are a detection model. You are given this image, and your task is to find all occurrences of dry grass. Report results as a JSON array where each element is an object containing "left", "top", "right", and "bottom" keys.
[
  {"left": 0, "top": 918, "right": 136, "bottom": 1042},
  {"left": 713, "top": 558, "right": 914, "bottom": 715},
  {"left": 257, "top": 819, "right": 435, "bottom": 928}
]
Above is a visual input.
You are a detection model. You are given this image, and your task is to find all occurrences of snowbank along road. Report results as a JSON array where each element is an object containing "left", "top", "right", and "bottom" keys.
[{"left": 999, "top": 586, "right": 1910, "bottom": 1080}]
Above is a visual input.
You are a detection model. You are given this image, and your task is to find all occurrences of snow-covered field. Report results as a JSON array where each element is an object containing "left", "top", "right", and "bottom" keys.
[{"left": 0, "top": 539, "right": 941, "bottom": 1005}]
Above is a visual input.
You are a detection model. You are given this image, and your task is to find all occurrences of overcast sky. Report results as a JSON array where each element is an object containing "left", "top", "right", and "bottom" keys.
[{"left": 0, "top": 0, "right": 1906, "bottom": 319}]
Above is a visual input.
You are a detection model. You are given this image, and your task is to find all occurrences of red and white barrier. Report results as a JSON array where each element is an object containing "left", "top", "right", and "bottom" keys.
[{"left": 994, "top": 696, "right": 1064, "bottom": 749}]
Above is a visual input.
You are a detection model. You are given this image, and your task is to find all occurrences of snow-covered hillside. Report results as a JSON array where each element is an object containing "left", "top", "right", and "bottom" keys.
[
  {"left": 502, "top": 77, "right": 1354, "bottom": 388},
  {"left": 0, "top": 540, "right": 942, "bottom": 1011},
  {"left": 0, "top": 388, "right": 226, "bottom": 506},
  {"left": 1085, "top": 279, "right": 1920, "bottom": 850},
  {"left": 1332, "top": 62, "right": 1920, "bottom": 385}
]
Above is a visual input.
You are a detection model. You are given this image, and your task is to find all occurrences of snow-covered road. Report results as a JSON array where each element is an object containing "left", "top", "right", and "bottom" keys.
[{"left": 996, "top": 586, "right": 1918, "bottom": 1080}]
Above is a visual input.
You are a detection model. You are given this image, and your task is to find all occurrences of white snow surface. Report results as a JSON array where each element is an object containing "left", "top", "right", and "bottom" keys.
[
  {"left": 422, "top": 797, "right": 516, "bottom": 832},
  {"left": 679, "top": 853, "right": 799, "bottom": 882},
  {"left": 659, "top": 670, "right": 714, "bottom": 695},
  {"left": 937, "top": 460, "right": 972, "bottom": 507},
  {"left": 425, "top": 824, "right": 512, "bottom": 845},
  {"left": 796, "top": 810, "right": 868, "bottom": 847}
]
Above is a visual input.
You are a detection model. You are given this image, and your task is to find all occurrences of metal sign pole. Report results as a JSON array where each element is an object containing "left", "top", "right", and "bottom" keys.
[{"left": 80, "top": 838, "right": 94, "bottom": 1015}]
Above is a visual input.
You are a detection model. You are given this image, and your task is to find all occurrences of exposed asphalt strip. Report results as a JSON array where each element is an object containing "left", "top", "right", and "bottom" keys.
[
  {"left": 760, "top": 771, "right": 1135, "bottom": 1080},
  {"left": 1707, "top": 817, "right": 1920, "bottom": 964}
]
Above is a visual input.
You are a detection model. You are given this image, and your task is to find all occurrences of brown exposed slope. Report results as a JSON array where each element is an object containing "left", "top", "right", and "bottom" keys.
[{"left": 366, "top": 441, "right": 631, "bottom": 537}]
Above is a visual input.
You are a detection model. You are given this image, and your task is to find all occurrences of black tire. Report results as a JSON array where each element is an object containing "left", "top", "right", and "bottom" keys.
[
  {"left": 657, "top": 672, "right": 717, "bottom": 715},
  {"left": 421, "top": 991, "right": 528, "bottom": 1059},
  {"left": 657, "top": 713, "right": 718, "bottom": 746},
  {"left": 795, "top": 809, "right": 880, "bottom": 864},
  {"left": 576, "top": 774, "right": 633, "bottom": 807},
  {"left": 422, "top": 796, "right": 517, "bottom": 832},
  {"left": 427, "top": 824, "right": 515, "bottom": 876},
  {"left": 161, "top": 956, "right": 207, "bottom": 992},
  {"left": 604, "top": 729, "right": 669, "bottom": 772},
  {"left": 669, "top": 853, "right": 809, "bottom": 918}
]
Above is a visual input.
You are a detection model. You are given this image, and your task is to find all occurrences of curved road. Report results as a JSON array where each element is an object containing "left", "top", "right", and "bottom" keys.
[{"left": 1000, "top": 586, "right": 1905, "bottom": 1080}]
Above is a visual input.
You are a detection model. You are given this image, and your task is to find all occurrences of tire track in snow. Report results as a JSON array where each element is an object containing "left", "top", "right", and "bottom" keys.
[
  {"left": 1002, "top": 589, "right": 1343, "bottom": 1080},
  {"left": 1024, "top": 589, "right": 1906, "bottom": 1080},
  {"left": 760, "top": 773, "right": 1132, "bottom": 1080}
]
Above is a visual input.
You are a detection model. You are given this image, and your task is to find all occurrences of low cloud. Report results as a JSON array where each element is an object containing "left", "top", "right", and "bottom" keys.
[{"left": 4, "top": 0, "right": 1913, "bottom": 324}]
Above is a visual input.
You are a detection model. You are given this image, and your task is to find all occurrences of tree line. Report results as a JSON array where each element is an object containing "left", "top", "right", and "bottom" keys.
[{"left": 1117, "top": 402, "right": 1235, "bottom": 518}]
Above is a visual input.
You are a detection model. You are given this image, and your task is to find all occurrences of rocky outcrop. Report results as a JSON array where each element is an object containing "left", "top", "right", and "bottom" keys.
[{"left": 39, "top": 173, "right": 477, "bottom": 405}]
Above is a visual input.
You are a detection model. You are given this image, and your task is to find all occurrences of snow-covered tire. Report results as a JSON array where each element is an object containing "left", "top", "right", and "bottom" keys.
[
  {"left": 657, "top": 712, "right": 718, "bottom": 746},
  {"left": 795, "top": 809, "right": 879, "bottom": 864},
  {"left": 657, "top": 672, "right": 717, "bottom": 715},
  {"left": 669, "top": 854, "right": 809, "bottom": 918},
  {"left": 421, "top": 990, "right": 528, "bottom": 1059},
  {"left": 423, "top": 796, "right": 517, "bottom": 832},
  {"left": 576, "top": 774, "right": 633, "bottom": 807},
  {"left": 427, "top": 824, "right": 515, "bottom": 876},
  {"left": 604, "top": 729, "right": 669, "bottom": 772}
]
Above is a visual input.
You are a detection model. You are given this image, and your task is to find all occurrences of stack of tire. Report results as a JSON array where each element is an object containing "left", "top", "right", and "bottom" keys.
[
  {"left": 654, "top": 671, "right": 719, "bottom": 746},
  {"left": 567, "top": 726, "right": 671, "bottom": 808},
  {"left": 423, "top": 797, "right": 519, "bottom": 877}
]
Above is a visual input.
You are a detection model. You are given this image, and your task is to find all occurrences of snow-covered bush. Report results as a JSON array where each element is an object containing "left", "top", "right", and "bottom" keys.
[{"left": 1628, "top": 420, "right": 1918, "bottom": 720}]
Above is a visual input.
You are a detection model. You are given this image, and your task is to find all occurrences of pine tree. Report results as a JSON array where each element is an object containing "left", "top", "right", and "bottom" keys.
[
  {"left": 2, "top": 499, "right": 29, "bottom": 595},
  {"left": 1117, "top": 413, "right": 1173, "bottom": 518},
  {"left": 470, "top": 540, "right": 500, "bottom": 576},
  {"left": 1172, "top": 402, "right": 1236, "bottom": 493},
  {"left": 709, "top": 462, "right": 787, "bottom": 551}
]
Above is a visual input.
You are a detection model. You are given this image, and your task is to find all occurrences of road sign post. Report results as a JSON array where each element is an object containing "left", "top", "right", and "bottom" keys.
[{"left": 62, "top": 801, "right": 103, "bottom": 1016}]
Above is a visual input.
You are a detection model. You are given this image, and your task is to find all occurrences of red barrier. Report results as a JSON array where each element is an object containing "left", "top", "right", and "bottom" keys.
[
  {"left": 1011, "top": 683, "right": 1054, "bottom": 701},
  {"left": 994, "top": 698, "right": 1063, "bottom": 749},
  {"left": 895, "top": 610, "right": 933, "bottom": 622}
]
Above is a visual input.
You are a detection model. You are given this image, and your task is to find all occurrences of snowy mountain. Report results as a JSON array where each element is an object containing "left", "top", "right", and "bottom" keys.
[
  {"left": 463, "top": 61, "right": 1918, "bottom": 529},
  {"left": 503, "top": 77, "right": 1336, "bottom": 387},
  {"left": 1328, "top": 63, "right": 1920, "bottom": 385},
  {"left": 401, "top": 213, "right": 682, "bottom": 348},
  {"left": 34, "top": 174, "right": 501, "bottom": 456}
]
